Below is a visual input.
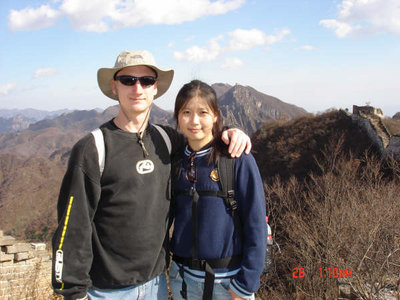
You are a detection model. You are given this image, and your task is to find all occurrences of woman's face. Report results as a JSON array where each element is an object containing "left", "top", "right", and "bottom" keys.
[{"left": 178, "top": 96, "right": 218, "bottom": 151}]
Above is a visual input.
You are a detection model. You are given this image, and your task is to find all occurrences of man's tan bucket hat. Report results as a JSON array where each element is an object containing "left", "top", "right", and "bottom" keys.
[{"left": 97, "top": 50, "right": 174, "bottom": 100}]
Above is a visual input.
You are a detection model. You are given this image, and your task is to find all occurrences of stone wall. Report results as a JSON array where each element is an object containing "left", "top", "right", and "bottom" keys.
[
  {"left": 353, "top": 105, "right": 384, "bottom": 118},
  {"left": 352, "top": 105, "right": 400, "bottom": 160},
  {"left": 0, "top": 230, "right": 54, "bottom": 300},
  {"left": 352, "top": 111, "right": 386, "bottom": 150}
]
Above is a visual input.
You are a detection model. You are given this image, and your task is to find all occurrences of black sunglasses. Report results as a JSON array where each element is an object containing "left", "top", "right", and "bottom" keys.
[
  {"left": 115, "top": 75, "right": 157, "bottom": 87},
  {"left": 185, "top": 153, "right": 197, "bottom": 183}
]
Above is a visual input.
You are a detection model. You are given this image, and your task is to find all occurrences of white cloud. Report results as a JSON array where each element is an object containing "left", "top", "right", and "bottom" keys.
[
  {"left": 229, "top": 29, "right": 267, "bottom": 51},
  {"left": 0, "top": 82, "right": 17, "bottom": 95},
  {"left": 60, "top": 0, "right": 118, "bottom": 32},
  {"left": 174, "top": 28, "right": 290, "bottom": 63},
  {"left": 9, "top": 0, "right": 244, "bottom": 32},
  {"left": 33, "top": 67, "right": 57, "bottom": 78},
  {"left": 265, "top": 29, "right": 291, "bottom": 45},
  {"left": 229, "top": 28, "right": 290, "bottom": 50},
  {"left": 221, "top": 57, "right": 243, "bottom": 69},
  {"left": 296, "top": 45, "right": 316, "bottom": 51},
  {"left": 320, "top": 0, "right": 400, "bottom": 38},
  {"left": 319, "top": 19, "right": 359, "bottom": 38},
  {"left": 173, "top": 36, "right": 224, "bottom": 63},
  {"left": 8, "top": 5, "right": 61, "bottom": 31},
  {"left": 108, "top": 0, "right": 245, "bottom": 29}
]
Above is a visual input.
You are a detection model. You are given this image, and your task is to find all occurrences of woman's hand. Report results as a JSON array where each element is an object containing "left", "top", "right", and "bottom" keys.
[
  {"left": 228, "top": 288, "right": 249, "bottom": 300},
  {"left": 221, "top": 128, "right": 252, "bottom": 157}
]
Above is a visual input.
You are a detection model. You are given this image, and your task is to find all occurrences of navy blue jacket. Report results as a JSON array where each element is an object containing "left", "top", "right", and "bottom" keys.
[{"left": 171, "top": 145, "right": 267, "bottom": 297}]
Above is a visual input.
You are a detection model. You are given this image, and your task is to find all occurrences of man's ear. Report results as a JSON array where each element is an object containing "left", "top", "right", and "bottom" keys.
[
  {"left": 153, "top": 82, "right": 158, "bottom": 96},
  {"left": 111, "top": 80, "right": 118, "bottom": 96}
]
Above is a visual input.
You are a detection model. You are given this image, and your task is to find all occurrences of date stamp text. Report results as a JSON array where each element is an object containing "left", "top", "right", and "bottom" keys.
[{"left": 292, "top": 267, "right": 353, "bottom": 278}]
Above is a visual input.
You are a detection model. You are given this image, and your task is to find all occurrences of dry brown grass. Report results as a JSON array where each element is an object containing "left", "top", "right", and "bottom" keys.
[{"left": 257, "top": 142, "right": 400, "bottom": 299}]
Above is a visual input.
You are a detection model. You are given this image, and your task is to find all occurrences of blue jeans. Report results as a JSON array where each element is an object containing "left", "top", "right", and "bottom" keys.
[
  {"left": 88, "top": 273, "right": 168, "bottom": 300},
  {"left": 169, "top": 262, "right": 254, "bottom": 300}
]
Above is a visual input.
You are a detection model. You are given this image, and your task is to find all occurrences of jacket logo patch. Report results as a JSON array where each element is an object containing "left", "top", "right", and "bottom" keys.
[
  {"left": 210, "top": 168, "right": 219, "bottom": 182},
  {"left": 136, "top": 159, "right": 154, "bottom": 174}
]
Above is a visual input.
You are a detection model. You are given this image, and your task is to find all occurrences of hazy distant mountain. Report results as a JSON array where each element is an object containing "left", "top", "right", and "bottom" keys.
[
  {"left": 28, "top": 104, "right": 174, "bottom": 132},
  {"left": 0, "top": 108, "right": 76, "bottom": 121},
  {"left": 28, "top": 109, "right": 107, "bottom": 131},
  {"left": 0, "top": 108, "right": 80, "bottom": 133},
  {"left": 393, "top": 112, "right": 400, "bottom": 120},
  {"left": 215, "top": 83, "right": 307, "bottom": 135},
  {"left": 0, "top": 115, "right": 36, "bottom": 133}
]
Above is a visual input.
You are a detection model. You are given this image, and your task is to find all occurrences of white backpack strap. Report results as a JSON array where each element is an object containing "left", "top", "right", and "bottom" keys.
[
  {"left": 153, "top": 124, "right": 172, "bottom": 155},
  {"left": 91, "top": 128, "right": 105, "bottom": 175}
]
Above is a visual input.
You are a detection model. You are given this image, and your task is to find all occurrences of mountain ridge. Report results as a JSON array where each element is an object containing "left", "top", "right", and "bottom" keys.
[
  {"left": 0, "top": 108, "right": 101, "bottom": 134},
  {"left": 0, "top": 108, "right": 77, "bottom": 120},
  {"left": 216, "top": 83, "right": 307, "bottom": 134}
]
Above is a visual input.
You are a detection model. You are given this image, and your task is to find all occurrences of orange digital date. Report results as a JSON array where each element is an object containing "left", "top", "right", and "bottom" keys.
[{"left": 292, "top": 267, "right": 353, "bottom": 278}]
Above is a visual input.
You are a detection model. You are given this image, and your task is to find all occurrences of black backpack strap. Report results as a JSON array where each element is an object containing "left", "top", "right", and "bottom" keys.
[
  {"left": 218, "top": 155, "right": 236, "bottom": 209},
  {"left": 218, "top": 155, "right": 243, "bottom": 239}
]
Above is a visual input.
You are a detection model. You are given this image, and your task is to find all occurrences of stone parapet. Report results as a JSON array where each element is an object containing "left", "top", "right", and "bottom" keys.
[{"left": 0, "top": 230, "right": 54, "bottom": 300}]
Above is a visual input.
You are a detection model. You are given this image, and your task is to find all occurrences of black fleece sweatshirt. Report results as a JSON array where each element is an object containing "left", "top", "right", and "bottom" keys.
[{"left": 52, "top": 120, "right": 183, "bottom": 300}]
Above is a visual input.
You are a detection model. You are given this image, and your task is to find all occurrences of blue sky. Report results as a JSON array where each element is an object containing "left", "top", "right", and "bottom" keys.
[{"left": 0, "top": 0, "right": 399, "bottom": 116}]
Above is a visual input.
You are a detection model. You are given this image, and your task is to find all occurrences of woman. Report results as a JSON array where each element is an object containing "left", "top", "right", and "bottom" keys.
[{"left": 169, "top": 80, "right": 267, "bottom": 300}]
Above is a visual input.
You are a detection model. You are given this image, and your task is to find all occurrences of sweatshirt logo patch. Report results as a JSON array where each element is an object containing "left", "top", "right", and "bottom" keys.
[{"left": 136, "top": 159, "right": 154, "bottom": 174}]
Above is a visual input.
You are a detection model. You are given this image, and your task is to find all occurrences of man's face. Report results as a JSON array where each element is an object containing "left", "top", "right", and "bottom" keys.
[{"left": 111, "top": 65, "right": 158, "bottom": 116}]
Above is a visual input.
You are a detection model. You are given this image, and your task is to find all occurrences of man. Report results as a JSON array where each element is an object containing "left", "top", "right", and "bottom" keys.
[{"left": 51, "top": 50, "right": 251, "bottom": 300}]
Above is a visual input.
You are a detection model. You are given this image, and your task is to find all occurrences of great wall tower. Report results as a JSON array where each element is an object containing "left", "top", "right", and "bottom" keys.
[{"left": 350, "top": 105, "right": 400, "bottom": 160}]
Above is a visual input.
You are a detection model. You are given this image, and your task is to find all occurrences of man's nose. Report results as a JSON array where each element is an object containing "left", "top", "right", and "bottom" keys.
[{"left": 131, "top": 80, "right": 144, "bottom": 92}]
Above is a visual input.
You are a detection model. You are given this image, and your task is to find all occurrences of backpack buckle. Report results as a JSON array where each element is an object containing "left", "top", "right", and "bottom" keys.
[
  {"left": 229, "top": 199, "right": 238, "bottom": 210},
  {"left": 227, "top": 190, "right": 237, "bottom": 210},
  {"left": 190, "top": 259, "right": 206, "bottom": 270},
  {"left": 188, "top": 187, "right": 196, "bottom": 196}
]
